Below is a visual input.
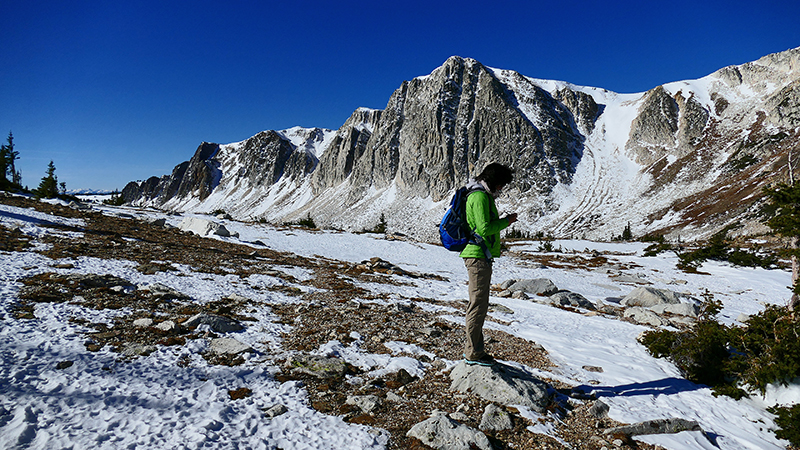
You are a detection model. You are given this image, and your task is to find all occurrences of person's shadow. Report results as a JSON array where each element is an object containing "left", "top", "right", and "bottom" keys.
[{"left": 572, "top": 377, "right": 721, "bottom": 447}]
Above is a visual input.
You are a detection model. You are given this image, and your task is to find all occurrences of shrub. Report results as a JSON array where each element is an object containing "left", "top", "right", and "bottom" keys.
[
  {"left": 769, "top": 404, "right": 800, "bottom": 446},
  {"left": 103, "top": 191, "right": 126, "bottom": 206},
  {"left": 640, "top": 298, "right": 800, "bottom": 441}
]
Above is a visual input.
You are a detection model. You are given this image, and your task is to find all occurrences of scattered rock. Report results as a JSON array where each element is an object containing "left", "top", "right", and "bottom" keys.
[
  {"left": 505, "top": 278, "right": 559, "bottom": 296},
  {"left": 588, "top": 400, "right": 610, "bottom": 418},
  {"left": 605, "top": 417, "right": 702, "bottom": 436},
  {"left": 155, "top": 320, "right": 178, "bottom": 332},
  {"left": 139, "top": 283, "right": 191, "bottom": 300},
  {"left": 183, "top": 313, "right": 243, "bottom": 333},
  {"left": 488, "top": 303, "right": 514, "bottom": 314},
  {"left": 228, "top": 387, "right": 252, "bottom": 400},
  {"left": 449, "top": 362, "right": 551, "bottom": 413},
  {"left": 550, "top": 291, "right": 596, "bottom": 310},
  {"left": 582, "top": 365, "right": 604, "bottom": 373},
  {"left": 650, "top": 302, "right": 700, "bottom": 317},
  {"left": 264, "top": 404, "right": 288, "bottom": 418},
  {"left": 56, "top": 361, "right": 74, "bottom": 370},
  {"left": 133, "top": 318, "right": 154, "bottom": 328},
  {"left": 346, "top": 395, "right": 382, "bottom": 414},
  {"left": 122, "top": 343, "right": 156, "bottom": 357},
  {"left": 209, "top": 337, "right": 252, "bottom": 355},
  {"left": 286, "top": 354, "right": 347, "bottom": 379},
  {"left": 406, "top": 413, "right": 491, "bottom": 450},
  {"left": 623, "top": 307, "right": 667, "bottom": 327},
  {"left": 479, "top": 404, "right": 513, "bottom": 431}
]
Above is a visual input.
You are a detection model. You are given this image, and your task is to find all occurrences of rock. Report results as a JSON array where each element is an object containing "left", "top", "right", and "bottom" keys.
[
  {"left": 122, "top": 343, "right": 157, "bottom": 357},
  {"left": 498, "top": 279, "right": 517, "bottom": 290},
  {"left": 155, "top": 320, "right": 178, "bottom": 332},
  {"left": 406, "top": 413, "right": 491, "bottom": 450},
  {"left": 449, "top": 362, "right": 551, "bottom": 413},
  {"left": 386, "top": 392, "right": 406, "bottom": 403},
  {"left": 488, "top": 303, "right": 514, "bottom": 314},
  {"left": 588, "top": 400, "right": 610, "bottom": 418},
  {"left": 286, "top": 354, "right": 347, "bottom": 379},
  {"left": 736, "top": 313, "right": 751, "bottom": 324},
  {"left": 56, "top": 361, "right": 74, "bottom": 370},
  {"left": 605, "top": 417, "right": 702, "bottom": 436},
  {"left": 147, "top": 218, "right": 167, "bottom": 227},
  {"left": 66, "top": 273, "right": 134, "bottom": 289},
  {"left": 178, "top": 216, "right": 239, "bottom": 238},
  {"left": 133, "top": 318, "right": 153, "bottom": 328},
  {"left": 140, "top": 283, "right": 191, "bottom": 300},
  {"left": 622, "top": 287, "right": 682, "bottom": 307},
  {"left": 550, "top": 291, "right": 596, "bottom": 310},
  {"left": 449, "top": 412, "right": 470, "bottom": 422},
  {"left": 613, "top": 273, "right": 652, "bottom": 285},
  {"left": 346, "top": 395, "right": 382, "bottom": 414},
  {"left": 209, "top": 337, "right": 252, "bottom": 355},
  {"left": 183, "top": 313, "right": 244, "bottom": 333},
  {"left": 650, "top": 302, "right": 700, "bottom": 317},
  {"left": 624, "top": 307, "right": 667, "bottom": 327},
  {"left": 479, "top": 404, "right": 513, "bottom": 431},
  {"left": 264, "top": 404, "right": 288, "bottom": 418},
  {"left": 505, "top": 279, "right": 559, "bottom": 296}
]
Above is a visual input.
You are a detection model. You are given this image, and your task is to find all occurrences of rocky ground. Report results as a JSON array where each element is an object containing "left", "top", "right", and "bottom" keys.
[{"left": 1, "top": 194, "right": 674, "bottom": 449}]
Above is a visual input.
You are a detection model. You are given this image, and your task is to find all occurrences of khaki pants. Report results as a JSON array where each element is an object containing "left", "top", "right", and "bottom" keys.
[{"left": 464, "top": 258, "right": 493, "bottom": 360}]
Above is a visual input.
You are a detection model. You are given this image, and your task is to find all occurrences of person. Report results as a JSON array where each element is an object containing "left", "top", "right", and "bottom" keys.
[{"left": 460, "top": 163, "right": 517, "bottom": 366}]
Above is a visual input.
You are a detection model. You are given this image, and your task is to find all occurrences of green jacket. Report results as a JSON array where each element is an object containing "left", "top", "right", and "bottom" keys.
[{"left": 459, "top": 188, "right": 511, "bottom": 259}]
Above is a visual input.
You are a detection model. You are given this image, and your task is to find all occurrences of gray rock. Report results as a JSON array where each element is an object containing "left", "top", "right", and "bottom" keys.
[
  {"left": 624, "top": 307, "right": 667, "bottom": 327},
  {"left": 650, "top": 302, "right": 700, "bottom": 317},
  {"left": 133, "top": 318, "right": 153, "bottom": 328},
  {"left": 122, "top": 343, "right": 156, "bottom": 357},
  {"left": 264, "top": 404, "right": 288, "bottom": 418},
  {"left": 346, "top": 395, "right": 382, "bottom": 414},
  {"left": 498, "top": 279, "right": 517, "bottom": 290},
  {"left": 605, "top": 417, "right": 702, "bottom": 436},
  {"left": 140, "top": 283, "right": 191, "bottom": 300},
  {"left": 588, "top": 400, "right": 610, "bottom": 418},
  {"left": 736, "top": 313, "right": 751, "bottom": 324},
  {"left": 479, "top": 404, "right": 513, "bottom": 431},
  {"left": 449, "top": 362, "right": 551, "bottom": 413},
  {"left": 550, "top": 291, "right": 596, "bottom": 310},
  {"left": 622, "top": 287, "right": 682, "bottom": 307},
  {"left": 184, "top": 313, "right": 243, "bottom": 333},
  {"left": 406, "top": 413, "right": 491, "bottom": 450},
  {"left": 209, "top": 337, "right": 252, "bottom": 355},
  {"left": 506, "top": 279, "right": 559, "bottom": 296},
  {"left": 286, "top": 354, "right": 347, "bottom": 379},
  {"left": 155, "top": 320, "right": 178, "bottom": 332}
]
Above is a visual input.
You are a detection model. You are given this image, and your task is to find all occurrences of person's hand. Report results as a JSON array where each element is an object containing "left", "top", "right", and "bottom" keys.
[{"left": 506, "top": 213, "right": 518, "bottom": 225}]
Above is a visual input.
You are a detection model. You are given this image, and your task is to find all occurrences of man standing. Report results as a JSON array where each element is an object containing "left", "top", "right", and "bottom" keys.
[{"left": 460, "top": 163, "right": 517, "bottom": 366}]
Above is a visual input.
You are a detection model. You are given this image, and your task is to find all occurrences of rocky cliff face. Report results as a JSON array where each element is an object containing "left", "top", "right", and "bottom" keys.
[{"left": 123, "top": 47, "right": 800, "bottom": 242}]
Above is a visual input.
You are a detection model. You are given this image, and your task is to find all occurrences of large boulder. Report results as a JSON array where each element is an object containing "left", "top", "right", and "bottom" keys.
[
  {"left": 406, "top": 413, "right": 491, "bottom": 450},
  {"left": 549, "top": 291, "right": 596, "bottom": 310},
  {"left": 449, "top": 362, "right": 551, "bottom": 412},
  {"left": 184, "top": 313, "right": 244, "bottom": 333},
  {"left": 621, "top": 287, "right": 682, "bottom": 307}
]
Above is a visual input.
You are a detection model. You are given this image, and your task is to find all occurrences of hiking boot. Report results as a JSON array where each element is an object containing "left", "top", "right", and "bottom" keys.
[{"left": 465, "top": 354, "right": 496, "bottom": 367}]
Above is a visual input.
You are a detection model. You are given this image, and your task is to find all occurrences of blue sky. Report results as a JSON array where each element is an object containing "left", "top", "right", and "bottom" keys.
[{"left": 1, "top": 0, "right": 798, "bottom": 191}]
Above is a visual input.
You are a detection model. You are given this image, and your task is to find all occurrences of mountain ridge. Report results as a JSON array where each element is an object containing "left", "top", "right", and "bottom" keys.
[{"left": 122, "top": 47, "right": 800, "bottom": 242}]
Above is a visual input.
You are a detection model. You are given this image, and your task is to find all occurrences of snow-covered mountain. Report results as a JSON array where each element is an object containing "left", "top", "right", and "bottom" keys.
[{"left": 122, "top": 47, "right": 800, "bottom": 242}]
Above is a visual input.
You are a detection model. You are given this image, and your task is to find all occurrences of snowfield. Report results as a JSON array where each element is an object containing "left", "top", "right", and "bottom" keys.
[{"left": 0, "top": 197, "right": 797, "bottom": 450}]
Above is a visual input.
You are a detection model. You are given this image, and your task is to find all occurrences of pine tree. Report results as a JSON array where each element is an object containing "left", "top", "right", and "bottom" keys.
[
  {"left": 0, "top": 132, "right": 20, "bottom": 189},
  {"left": 35, "top": 161, "right": 60, "bottom": 199},
  {"left": 763, "top": 182, "right": 800, "bottom": 310}
]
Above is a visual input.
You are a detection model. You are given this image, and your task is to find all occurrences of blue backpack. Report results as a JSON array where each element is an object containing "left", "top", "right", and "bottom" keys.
[{"left": 439, "top": 186, "right": 492, "bottom": 259}]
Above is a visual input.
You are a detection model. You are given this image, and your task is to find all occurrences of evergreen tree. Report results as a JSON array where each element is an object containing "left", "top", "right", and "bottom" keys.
[
  {"left": 0, "top": 132, "right": 20, "bottom": 188},
  {"left": 35, "top": 161, "right": 60, "bottom": 199},
  {"left": 763, "top": 182, "right": 800, "bottom": 310}
]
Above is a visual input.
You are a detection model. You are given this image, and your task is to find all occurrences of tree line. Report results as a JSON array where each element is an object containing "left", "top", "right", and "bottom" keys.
[{"left": 1, "top": 131, "right": 69, "bottom": 199}]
